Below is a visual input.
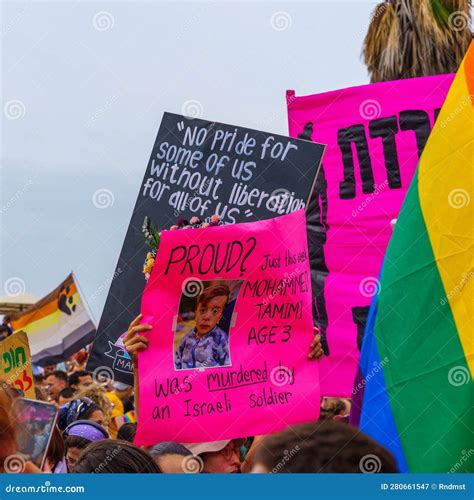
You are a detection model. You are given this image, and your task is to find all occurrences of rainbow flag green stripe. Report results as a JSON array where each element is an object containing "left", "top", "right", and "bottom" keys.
[
  {"left": 376, "top": 170, "right": 473, "bottom": 472},
  {"left": 359, "top": 42, "right": 474, "bottom": 473}
]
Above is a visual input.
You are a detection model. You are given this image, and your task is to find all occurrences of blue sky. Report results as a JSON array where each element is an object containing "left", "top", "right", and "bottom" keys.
[{"left": 2, "top": 0, "right": 378, "bottom": 321}]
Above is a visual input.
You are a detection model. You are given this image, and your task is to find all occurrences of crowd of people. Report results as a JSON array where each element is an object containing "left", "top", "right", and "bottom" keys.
[{"left": 0, "top": 316, "right": 398, "bottom": 474}]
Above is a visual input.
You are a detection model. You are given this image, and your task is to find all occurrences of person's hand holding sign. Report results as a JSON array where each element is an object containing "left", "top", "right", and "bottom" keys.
[
  {"left": 123, "top": 314, "right": 151, "bottom": 364},
  {"left": 308, "top": 326, "right": 324, "bottom": 360},
  {"left": 123, "top": 314, "right": 151, "bottom": 417}
]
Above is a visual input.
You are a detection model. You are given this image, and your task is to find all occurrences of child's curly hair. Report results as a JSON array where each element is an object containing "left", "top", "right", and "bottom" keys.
[{"left": 74, "top": 383, "right": 113, "bottom": 427}]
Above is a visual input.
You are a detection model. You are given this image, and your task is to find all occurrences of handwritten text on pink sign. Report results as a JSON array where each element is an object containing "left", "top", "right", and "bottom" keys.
[{"left": 135, "top": 210, "right": 319, "bottom": 444}]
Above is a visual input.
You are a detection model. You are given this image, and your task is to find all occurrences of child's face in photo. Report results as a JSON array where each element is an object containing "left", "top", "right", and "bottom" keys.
[{"left": 195, "top": 295, "right": 227, "bottom": 336}]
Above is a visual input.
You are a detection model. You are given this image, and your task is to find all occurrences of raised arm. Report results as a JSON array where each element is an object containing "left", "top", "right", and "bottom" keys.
[{"left": 123, "top": 314, "right": 151, "bottom": 420}]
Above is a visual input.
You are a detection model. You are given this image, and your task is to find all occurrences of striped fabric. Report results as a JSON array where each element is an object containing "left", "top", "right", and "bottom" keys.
[
  {"left": 10, "top": 274, "right": 96, "bottom": 366},
  {"left": 353, "top": 42, "right": 474, "bottom": 472}
]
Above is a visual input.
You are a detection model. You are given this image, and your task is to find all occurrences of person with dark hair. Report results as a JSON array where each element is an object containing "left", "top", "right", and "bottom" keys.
[
  {"left": 320, "top": 397, "right": 351, "bottom": 420},
  {"left": 58, "top": 397, "right": 105, "bottom": 430},
  {"left": 45, "top": 425, "right": 66, "bottom": 473},
  {"left": 2, "top": 316, "right": 13, "bottom": 336},
  {"left": 175, "top": 284, "right": 231, "bottom": 369},
  {"left": 252, "top": 420, "right": 397, "bottom": 473},
  {"left": 0, "top": 324, "right": 10, "bottom": 341},
  {"left": 44, "top": 370, "right": 68, "bottom": 403},
  {"left": 148, "top": 442, "right": 193, "bottom": 473},
  {"left": 63, "top": 420, "right": 108, "bottom": 472},
  {"left": 58, "top": 387, "right": 75, "bottom": 406},
  {"left": 68, "top": 370, "right": 93, "bottom": 391},
  {"left": 72, "top": 440, "right": 161, "bottom": 473},
  {"left": 117, "top": 422, "right": 137, "bottom": 443}
]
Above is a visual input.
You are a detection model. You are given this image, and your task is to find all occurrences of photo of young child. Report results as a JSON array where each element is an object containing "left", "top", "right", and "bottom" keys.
[{"left": 174, "top": 280, "right": 243, "bottom": 371}]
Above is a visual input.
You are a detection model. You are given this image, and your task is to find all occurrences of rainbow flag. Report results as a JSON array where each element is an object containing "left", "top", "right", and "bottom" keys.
[
  {"left": 352, "top": 43, "right": 474, "bottom": 473},
  {"left": 123, "top": 410, "right": 137, "bottom": 424},
  {"left": 10, "top": 274, "right": 96, "bottom": 366}
]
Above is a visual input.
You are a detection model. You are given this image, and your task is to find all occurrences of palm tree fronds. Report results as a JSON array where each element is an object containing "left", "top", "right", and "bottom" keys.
[{"left": 363, "top": 0, "right": 473, "bottom": 82}]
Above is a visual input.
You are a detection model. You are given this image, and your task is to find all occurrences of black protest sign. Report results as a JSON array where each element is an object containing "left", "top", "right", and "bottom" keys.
[{"left": 87, "top": 112, "right": 325, "bottom": 383}]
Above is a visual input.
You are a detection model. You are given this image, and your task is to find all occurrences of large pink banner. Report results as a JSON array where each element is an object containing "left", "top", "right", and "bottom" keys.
[
  {"left": 135, "top": 210, "right": 319, "bottom": 445},
  {"left": 287, "top": 74, "right": 453, "bottom": 397}
]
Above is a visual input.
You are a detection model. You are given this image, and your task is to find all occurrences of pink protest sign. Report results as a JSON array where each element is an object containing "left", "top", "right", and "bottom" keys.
[
  {"left": 287, "top": 74, "right": 454, "bottom": 397},
  {"left": 134, "top": 210, "right": 319, "bottom": 445}
]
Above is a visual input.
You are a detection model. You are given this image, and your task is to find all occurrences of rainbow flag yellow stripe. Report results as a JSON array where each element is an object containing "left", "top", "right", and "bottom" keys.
[
  {"left": 418, "top": 48, "right": 474, "bottom": 375},
  {"left": 357, "top": 42, "right": 474, "bottom": 473}
]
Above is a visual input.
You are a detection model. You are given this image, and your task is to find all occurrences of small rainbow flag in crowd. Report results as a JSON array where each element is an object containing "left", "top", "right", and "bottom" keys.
[
  {"left": 352, "top": 42, "right": 474, "bottom": 472},
  {"left": 123, "top": 410, "right": 137, "bottom": 424},
  {"left": 10, "top": 273, "right": 96, "bottom": 366}
]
